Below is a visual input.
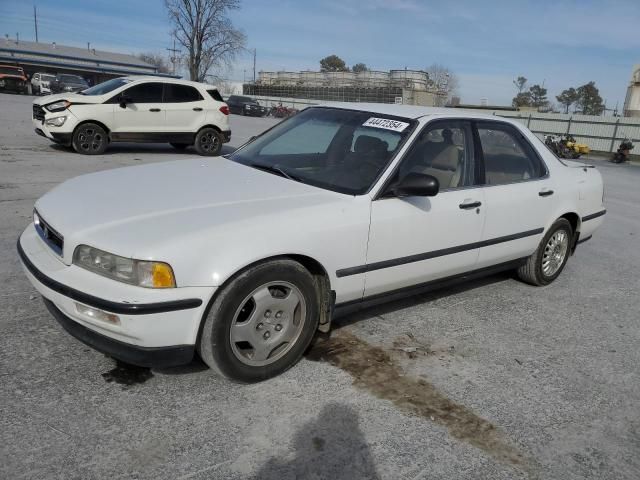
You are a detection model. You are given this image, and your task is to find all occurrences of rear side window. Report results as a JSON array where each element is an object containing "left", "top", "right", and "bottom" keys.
[
  {"left": 164, "top": 84, "right": 203, "bottom": 103},
  {"left": 120, "top": 82, "right": 163, "bottom": 103},
  {"left": 477, "top": 122, "right": 545, "bottom": 185},
  {"left": 207, "top": 89, "right": 223, "bottom": 101}
]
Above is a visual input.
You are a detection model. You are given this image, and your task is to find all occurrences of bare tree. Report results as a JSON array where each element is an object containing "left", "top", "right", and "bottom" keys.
[
  {"left": 426, "top": 63, "right": 459, "bottom": 96},
  {"left": 166, "top": 0, "right": 246, "bottom": 82},
  {"left": 137, "top": 52, "right": 171, "bottom": 74}
]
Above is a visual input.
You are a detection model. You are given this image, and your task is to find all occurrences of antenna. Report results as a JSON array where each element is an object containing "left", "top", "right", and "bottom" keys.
[{"left": 166, "top": 35, "right": 180, "bottom": 75}]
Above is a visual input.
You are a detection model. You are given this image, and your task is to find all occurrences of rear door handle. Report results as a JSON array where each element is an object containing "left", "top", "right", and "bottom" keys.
[
  {"left": 539, "top": 190, "right": 554, "bottom": 197},
  {"left": 149, "top": 108, "right": 161, "bottom": 112},
  {"left": 459, "top": 201, "right": 482, "bottom": 210},
  {"left": 193, "top": 107, "right": 203, "bottom": 111}
]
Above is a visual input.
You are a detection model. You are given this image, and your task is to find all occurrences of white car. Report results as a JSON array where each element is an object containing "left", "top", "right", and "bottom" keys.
[
  {"left": 18, "top": 104, "right": 606, "bottom": 382},
  {"left": 32, "top": 76, "right": 231, "bottom": 156},
  {"left": 31, "top": 72, "right": 57, "bottom": 95}
]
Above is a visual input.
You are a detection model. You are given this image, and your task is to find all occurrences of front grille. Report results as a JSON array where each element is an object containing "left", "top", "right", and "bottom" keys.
[
  {"left": 33, "top": 104, "right": 45, "bottom": 123},
  {"left": 34, "top": 211, "right": 64, "bottom": 256}
]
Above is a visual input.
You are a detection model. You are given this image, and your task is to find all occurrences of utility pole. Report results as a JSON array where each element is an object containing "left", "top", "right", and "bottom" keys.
[
  {"left": 252, "top": 48, "right": 256, "bottom": 83},
  {"left": 33, "top": 5, "right": 39, "bottom": 42},
  {"left": 166, "top": 36, "right": 180, "bottom": 75}
]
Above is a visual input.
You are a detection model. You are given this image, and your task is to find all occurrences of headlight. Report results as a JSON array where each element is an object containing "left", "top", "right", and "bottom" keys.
[
  {"left": 73, "top": 245, "right": 176, "bottom": 288},
  {"left": 45, "top": 115, "right": 67, "bottom": 127},
  {"left": 45, "top": 100, "right": 71, "bottom": 112}
]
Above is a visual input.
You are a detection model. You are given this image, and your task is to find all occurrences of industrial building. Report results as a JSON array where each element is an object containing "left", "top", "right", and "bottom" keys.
[
  {"left": 623, "top": 64, "right": 640, "bottom": 117},
  {"left": 0, "top": 37, "right": 169, "bottom": 86},
  {"left": 243, "top": 69, "right": 444, "bottom": 106}
]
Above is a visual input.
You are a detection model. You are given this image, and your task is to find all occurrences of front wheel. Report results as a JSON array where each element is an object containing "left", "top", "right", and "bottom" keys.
[
  {"left": 517, "top": 218, "right": 573, "bottom": 286},
  {"left": 72, "top": 123, "right": 108, "bottom": 155},
  {"left": 194, "top": 128, "right": 223, "bottom": 156},
  {"left": 198, "top": 259, "right": 320, "bottom": 382}
]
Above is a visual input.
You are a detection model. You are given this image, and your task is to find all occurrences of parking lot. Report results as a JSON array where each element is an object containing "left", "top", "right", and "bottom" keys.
[{"left": 1, "top": 91, "right": 639, "bottom": 480}]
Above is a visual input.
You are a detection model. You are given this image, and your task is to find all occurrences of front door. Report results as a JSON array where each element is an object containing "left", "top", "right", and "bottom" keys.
[
  {"left": 363, "top": 120, "right": 486, "bottom": 298},
  {"left": 474, "top": 120, "right": 556, "bottom": 269},
  {"left": 111, "top": 81, "right": 165, "bottom": 135}
]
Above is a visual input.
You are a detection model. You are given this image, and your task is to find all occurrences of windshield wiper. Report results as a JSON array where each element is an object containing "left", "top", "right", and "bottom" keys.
[{"left": 249, "top": 163, "right": 302, "bottom": 182}]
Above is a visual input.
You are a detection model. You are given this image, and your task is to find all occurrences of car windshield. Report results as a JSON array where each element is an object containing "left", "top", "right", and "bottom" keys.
[
  {"left": 229, "top": 107, "right": 416, "bottom": 195},
  {"left": 58, "top": 74, "right": 87, "bottom": 85},
  {"left": 0, "top": 66, "right": 22, "bottom": 75},
  {"left": 82, "top": 77, "right": 131, "bottom": 95}
]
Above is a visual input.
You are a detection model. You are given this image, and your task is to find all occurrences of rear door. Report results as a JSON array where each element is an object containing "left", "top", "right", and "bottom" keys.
[
  {"left": 162, "top": 83, "right": 207, "bottom": 132},
  {"left": 111, "top": 81, "right": 165, "bottom": 134},
  {"left": 474, "top": 120, "right": 556, "bottom": 269}
]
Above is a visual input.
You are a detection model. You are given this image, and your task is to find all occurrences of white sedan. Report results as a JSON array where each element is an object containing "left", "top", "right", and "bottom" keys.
[{"left": 18, "top": 104, "right": 606, "bottom": 382}]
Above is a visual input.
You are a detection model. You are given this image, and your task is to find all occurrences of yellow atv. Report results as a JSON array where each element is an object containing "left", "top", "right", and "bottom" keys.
[{"left": 560, "top": 135, "right": 590, "bottom": 159}]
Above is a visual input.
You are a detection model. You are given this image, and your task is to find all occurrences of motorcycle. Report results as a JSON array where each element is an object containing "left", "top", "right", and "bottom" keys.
[
  {"left": 558, "top": 135, "right": 590, "bottom": 159},
  {"left": 611, "top": 138, "right": 634, "bottom": 163},
  {"left": 545, "top": 135, "right": 572, "bottom": 158},
  {"left": 268, "top": 103, "right": 298, "bottom": 119}
]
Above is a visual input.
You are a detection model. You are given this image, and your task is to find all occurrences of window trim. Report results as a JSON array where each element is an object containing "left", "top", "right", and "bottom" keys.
[
  {"left": 374, "top": 118, "right": 481, "bottom": 200},
  {"left": 473, "top": 119, "right": 550, "bottom": 188}
]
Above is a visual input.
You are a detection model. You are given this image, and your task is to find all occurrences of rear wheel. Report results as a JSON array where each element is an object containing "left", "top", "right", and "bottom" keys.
[
  {"left": 170, "top": 142, "right": 190, "bottom": 150},
  {"left": 517, "top": 218, "right": 573, "bottom": 286},
  {"left": 72, "top": 123, "right": 108, "bottom": 155},
  {"left": 194, "top": 128, "right": 222, "bottom": 156},
  {"left": 198, "top": 259, "right": 320, "bottom": 382}
]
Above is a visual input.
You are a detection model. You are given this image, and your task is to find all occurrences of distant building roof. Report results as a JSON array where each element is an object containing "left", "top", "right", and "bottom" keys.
[{"left": 0, "top": 38, "right": 171, "bottom": 76}]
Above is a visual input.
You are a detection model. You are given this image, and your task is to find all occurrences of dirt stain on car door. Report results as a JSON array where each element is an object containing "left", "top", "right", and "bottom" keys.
[{"left": 306, "top": 329, "right": 530, "bottom": 471}]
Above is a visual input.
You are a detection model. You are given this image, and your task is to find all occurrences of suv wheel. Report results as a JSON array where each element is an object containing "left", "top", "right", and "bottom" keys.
[
  {"left": 72, "top": 123, "right": 108, "bottom": 155},
  {"left": 194, "top": 128, "right": 223, "bottom": 156},
  {"left": 198, "top": 259, "right": 320, "bottom": 382}
]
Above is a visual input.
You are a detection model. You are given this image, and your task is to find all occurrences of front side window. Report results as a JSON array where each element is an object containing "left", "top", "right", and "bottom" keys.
[
  {"left": 394, "top": 120, "right": 476, "bottom": 190},
  {"left": 477, "top": 122, "right": 545, "bottom": 185},
  {"left": 229, "top": 107, "right": 416, "bottom": 195},
  {"left": 119, "top": 82, "right": 163, "bottom": 103},
  {"left": 163, "top": 84, "right": 203, "bottom": 103}
]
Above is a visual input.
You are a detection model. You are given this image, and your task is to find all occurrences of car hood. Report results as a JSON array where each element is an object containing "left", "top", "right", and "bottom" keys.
[
  {"left": 34, "top": 158, "right": 348, "bottom": 263},
  {"left": 33, "top": 92, "right": 102, "bottom": 106}
]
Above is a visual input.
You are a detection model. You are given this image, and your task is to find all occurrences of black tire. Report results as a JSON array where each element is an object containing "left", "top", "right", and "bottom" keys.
[
  {"left": 72, "top": 122, "right": 108, "bottom": 155},
  {"left": 198, "top": 259, "right": 320, "bottom": 383},
  {"left": 517, "top": 218, "right": 573, "bottom": 286},
  {"left": 194, "top": 127, "right": 223, "bottom": 156},
  {"left": 170, "top": 142, "right": 190, "bottom": 150}
]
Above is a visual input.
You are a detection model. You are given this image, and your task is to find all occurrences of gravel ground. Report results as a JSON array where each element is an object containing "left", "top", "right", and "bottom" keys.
[{"left": 1, "top": 92, "right": 639, "bottom": 480}]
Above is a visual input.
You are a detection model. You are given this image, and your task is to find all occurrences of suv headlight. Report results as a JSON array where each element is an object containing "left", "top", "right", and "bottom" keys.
[
  {"left": 73, "top": 245, "right": 176, "bottom": 288},
  {"left": 45, "top": 100, "right": 71, "bottom": 112},
  {"left": 45, "top": 116, "right": 67, "bottom": 127}
]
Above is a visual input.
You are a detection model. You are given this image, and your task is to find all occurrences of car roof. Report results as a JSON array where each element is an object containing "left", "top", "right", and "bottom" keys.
[
  {"left": 318, "top": 102, "right": 513, "bottom": 123},
  {"left": 123, "top": 75, "right": 218, "bottom": 90}
]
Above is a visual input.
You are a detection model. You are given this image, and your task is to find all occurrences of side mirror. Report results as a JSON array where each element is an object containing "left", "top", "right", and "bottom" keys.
[
  {"left": 119, "top": 95, "right": 132, "bottom": 109},
  {"left": 392, "top": 172, "right": 439, "bottom": 197}
]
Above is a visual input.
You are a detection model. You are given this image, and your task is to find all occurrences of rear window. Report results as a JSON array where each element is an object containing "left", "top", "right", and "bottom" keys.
[
  {"left": 163, "top": 84, "right": 203, "bottom": 103},
  {"left": 207, "top": 89, "right": 223, "bottom": 101}
]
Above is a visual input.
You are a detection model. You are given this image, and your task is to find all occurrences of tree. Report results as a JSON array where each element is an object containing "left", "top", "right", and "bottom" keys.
[
  {"left": 576, "top": 81, "right": 605, "bottom": 115},
  {"left": 513, "top": 76, "right": 528, "bottom": 94},
  {"left": 512, "top": 92, "right": 532, "bottom": 108},
  {"left": 166, "top": 0, "right": 246, "bottom": 82},
  {"left": 320, "top": 55, "right": 348, "bottom": 72},
  {"left": 556, "top": 87, "right": 579, "bottom": 114},
  {"left": 426, "top": 63, "right": 459, "bottom": 107},
  {"left": 352, "top": 63, "right": 368, "bottom": 73},
  {"left": 529, "top": 84, "right": 548, "bottom": 108},
  {"left": 137, "top": 53, "right": 171, "bottom": 74}
]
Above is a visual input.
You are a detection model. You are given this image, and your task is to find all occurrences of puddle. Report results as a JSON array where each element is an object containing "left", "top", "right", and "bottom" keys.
[
  {"left": 102, "top": 361, "right": 154, "bottom": 387},
  {"left": 306, "top": 330, "right": 528, "bottom": 469}
]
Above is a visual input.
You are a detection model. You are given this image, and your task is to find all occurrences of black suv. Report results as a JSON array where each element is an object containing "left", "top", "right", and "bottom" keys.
[
  {"left": 50, "top": 74, "right": 89, "bottom": 94},
  {"left": 226, "top": 95, "right": 268, "bottom": 116}
]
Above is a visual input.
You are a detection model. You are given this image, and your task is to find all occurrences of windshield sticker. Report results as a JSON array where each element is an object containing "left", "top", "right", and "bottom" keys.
[{"left": 362, "top": 117, "right": 410, "bottom": 132}]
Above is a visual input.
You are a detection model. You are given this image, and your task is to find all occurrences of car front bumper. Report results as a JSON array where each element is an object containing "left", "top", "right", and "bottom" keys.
[
  {"left": 32, "top": 107, "right": 79, "bottom": 145},
  {"left": 18, "top": 225, "right": 215, "bottom": 367}
]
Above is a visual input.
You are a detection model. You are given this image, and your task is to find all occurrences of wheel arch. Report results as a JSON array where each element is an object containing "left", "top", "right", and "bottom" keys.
[
  {"left": 73, "top": 119, "right": 111, "bottom": 138},
  {"left": 557, "top": 211, "right": 581, "bottom": 254},
  {"left": 195, "top": 254, "right": 334, "bottom": 348},
  {"left": 198, "top": 124, "right": 222, "bottom": 133}
]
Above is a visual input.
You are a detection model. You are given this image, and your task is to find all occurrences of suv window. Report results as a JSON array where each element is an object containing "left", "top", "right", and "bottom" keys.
[
  {"left": 163, "top": 84, "right": 203, "bottom": 103},
  {"left": 119, "top": 82, "right": 163, "bottom": 103},
  {"left": 396, "top": 120, "right": 476, "bottom": 190},
  {"left": 477, "top": 122, "right": 545, "bottom": 185},
  {"left": 207, "top": 89, "right": 223, "bottom": 101}
]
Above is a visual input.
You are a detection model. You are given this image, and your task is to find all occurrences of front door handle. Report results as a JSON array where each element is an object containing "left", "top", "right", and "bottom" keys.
[
  {"left": 149, "top": 108, "right": 161, "bottom": 112},
  {"left": 539, "top": 190, "right": 554, "bottom": 197},
  {"left": 193, "top": 107, "right": 203, "bottom": 111},
  {"left": 459, "top": 201, "right": 482, "bottom": 210}
]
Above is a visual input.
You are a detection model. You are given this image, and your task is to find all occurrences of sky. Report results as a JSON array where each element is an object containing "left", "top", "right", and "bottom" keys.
[{"left": 0, "top": 0, "right": 638, "bottom": 108}]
